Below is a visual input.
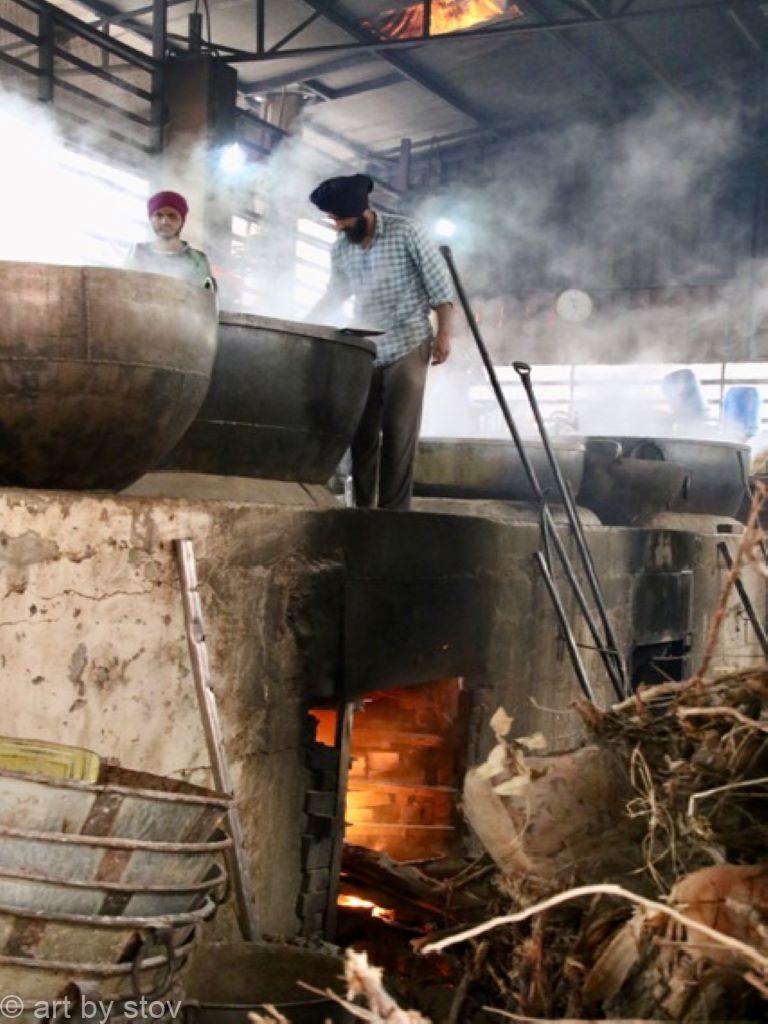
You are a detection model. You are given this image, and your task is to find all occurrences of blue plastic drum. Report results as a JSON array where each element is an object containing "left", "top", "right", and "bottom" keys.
[{"left": 723, "top": 386, "right": 761, "bottom": 439}]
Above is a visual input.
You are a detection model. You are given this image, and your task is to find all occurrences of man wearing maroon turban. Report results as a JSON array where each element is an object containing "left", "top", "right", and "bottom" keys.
[{"left": 127, "top": 190, "right": 215, "bottom": 289}]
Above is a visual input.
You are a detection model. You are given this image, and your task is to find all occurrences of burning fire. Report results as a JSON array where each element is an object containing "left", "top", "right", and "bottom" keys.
[
  {"left": 363, "top": 1, "right": 523, "bottom": 40},
  {"left": 338, "top": 893, "right": 396, "bottom": 921}
]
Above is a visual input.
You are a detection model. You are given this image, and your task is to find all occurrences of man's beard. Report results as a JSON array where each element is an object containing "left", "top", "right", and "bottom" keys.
[{"left": 343, "top": 216, "right": 367, "bottom": 244}]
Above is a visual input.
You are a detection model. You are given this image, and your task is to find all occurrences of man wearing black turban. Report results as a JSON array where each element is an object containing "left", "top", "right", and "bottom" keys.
[{"left": 308, "top": 173, "right": 454, "bottom": 511}]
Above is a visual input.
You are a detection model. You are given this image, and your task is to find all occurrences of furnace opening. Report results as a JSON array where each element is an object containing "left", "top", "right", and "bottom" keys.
[{"left": 308, "top": 678, "right": 469, "bottom": 947}]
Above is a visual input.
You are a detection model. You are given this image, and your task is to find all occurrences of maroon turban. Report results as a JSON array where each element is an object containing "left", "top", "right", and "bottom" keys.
[{"left": 147, "top": 190, "right": 188, "bottom": 220}]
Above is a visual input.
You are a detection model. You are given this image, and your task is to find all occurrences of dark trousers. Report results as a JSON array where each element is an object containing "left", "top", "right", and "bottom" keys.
[{"left": 351, "top": 340, "right": 430, "bottom": 511}]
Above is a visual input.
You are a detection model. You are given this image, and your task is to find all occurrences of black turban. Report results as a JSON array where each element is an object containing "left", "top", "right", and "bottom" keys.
[{"left": 309, "top": 173, "right": 373, "bottom": 218}]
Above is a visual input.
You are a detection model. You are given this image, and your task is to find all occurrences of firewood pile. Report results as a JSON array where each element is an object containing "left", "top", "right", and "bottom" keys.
[{"left": 257, "top": 501, "right": 768, "bottom": 1023}]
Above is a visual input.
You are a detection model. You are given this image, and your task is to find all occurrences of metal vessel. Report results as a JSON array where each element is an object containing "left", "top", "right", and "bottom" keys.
[
  {"left": 0, "top": 938, "right": 195, "bottom": 1001},
  {"left": 578, "top": 436, "right": 750, "bottom": 523},
  {"left": 0, "top": 863, "right": 224, "bottom": 917},
  {"left": 162, "top": 312, "right": 376, "bottom": 483},
  {"left": 0, "top": 899, "right": 213, "bottom": 966},
  {"left": 0, "top": 826, "right": 231, "bottom": 886},
  {"left": 413, "top": 437, "right": 586, "bottom": 501},
  {"left": 0, "top": 261, "right": 217, "bottom": 490},
  {"left": 0, "top": 764, "right": 230, "bottom": 842}
]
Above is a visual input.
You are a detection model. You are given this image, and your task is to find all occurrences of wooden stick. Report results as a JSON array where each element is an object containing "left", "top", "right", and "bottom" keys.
[
  {"left": 174, "top": 538, "right": 260, "bottom": 941},
  {"left": 418, "top": 882, "right": 768, "bottom": 977}
]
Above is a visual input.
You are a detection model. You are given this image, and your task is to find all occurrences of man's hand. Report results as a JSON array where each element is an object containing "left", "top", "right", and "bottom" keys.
[{"left": 431, "top": 330, "right": 451, "bottom": 365}]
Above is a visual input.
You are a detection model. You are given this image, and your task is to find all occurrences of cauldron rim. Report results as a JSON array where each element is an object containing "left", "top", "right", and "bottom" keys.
[
  {"left": 419, "top": 435, "right": 586, "bottom": 452},
  {"left": 219, "top": 309, "right": 376, "bottom": 355},
  {"left": 585, "top": 434, "right": 749, "bottom": 453}
]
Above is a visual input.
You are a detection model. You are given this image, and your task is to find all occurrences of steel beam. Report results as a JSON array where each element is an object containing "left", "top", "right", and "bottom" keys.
[
  {"left": 213, "top": 2, "right": 743, "bottom": 63},
  {"left": 575, "top": 0, "right": 700, "bottom": 108},
  {"left": 305, "top": 71, "right": 402, "bottom": 102},
  {"left": 151, "top": 0, "right": 167, "bottom": 151},
  {"left": 38, "top": 7, "right": 54, "bottom": 102},
  {"left": 293, "top": 0, "right": 493, "bottom": 129},
  {"left": 241, "top": 51, "right": 380, "bottom": 94},
  {"left": 524, "top": 0, "right": 631, "bottom": 114},
  {"left": 726, "top": 8, "right": 763, "bottom": 53},
  {"left": 256, "top": 0, "right": 265, "bottom": 54}
]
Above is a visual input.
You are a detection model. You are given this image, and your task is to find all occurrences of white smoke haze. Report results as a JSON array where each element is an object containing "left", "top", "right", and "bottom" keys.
[{"left": 416, "top": 94, "right": 763, "bottom": 442}]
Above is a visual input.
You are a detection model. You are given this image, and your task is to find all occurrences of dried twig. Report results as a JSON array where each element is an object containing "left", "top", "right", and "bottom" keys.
[
  {"left": 300, "top": 949, "right": 431, "bottom": 1023},
  {"left": 676, "top": 705, "right": 768, "bottom": 732},
  {"left": 687, "top": 775, "right": 768, "bottom": 818},
  {"left": 419, "top": 882, "right": 768, "bottom": 978}
]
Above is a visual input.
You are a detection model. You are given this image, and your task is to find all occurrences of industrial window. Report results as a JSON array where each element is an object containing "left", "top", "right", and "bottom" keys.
[
  {"left": 449, "top": 362, "right": 768, "bottom": 439},
  {"left": 294, "top": 218, "right": 335, "bottom": 315}
]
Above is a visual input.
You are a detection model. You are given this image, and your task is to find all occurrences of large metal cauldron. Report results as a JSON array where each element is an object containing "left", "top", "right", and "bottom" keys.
[
  {"left": 578, "top": 436, "right": 750, "bottom": 524},
  {"left": 162, "top": 312, "right": 376, "bottom": 483},
  {"left": 413, "top": 437, "right": 585, "bottom": 501},
  {"left": 0, "top": 261, "right": 217, "bottom": 490}
]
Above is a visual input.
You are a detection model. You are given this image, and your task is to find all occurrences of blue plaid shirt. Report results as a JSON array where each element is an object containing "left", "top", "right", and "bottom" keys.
[{"left": 327, "top": 211, "right": 454, "bottom": 367}]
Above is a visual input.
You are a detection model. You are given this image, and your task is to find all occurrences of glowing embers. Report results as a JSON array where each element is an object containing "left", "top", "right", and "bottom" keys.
[
  {"left": 337, "top": 894, "right": 396, "bottom": 921},
  {"left": 362, "top": 1, "right": 523, "bottom": 40}
]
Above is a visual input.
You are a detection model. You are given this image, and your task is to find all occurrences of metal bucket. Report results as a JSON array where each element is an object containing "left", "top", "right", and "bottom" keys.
[
  {"left": 414, "top": 436, "right": 585, "bottom": 501},
  {"left": 183, "top": 942, "right": 353, "bottom": 1024},
  {"left": 0, "top": 938, "right": 195, "bottom": 1001},
  {"left": 0, "top": 262, "right": 217, "bottom": 490},
  {"left": 162, "top": 312, "right": 376, "bottom": 484},
  {"left": 0, "top": 766, "right": 230, "bottom": 843},
  {"left": 0, "top": 864, "right": 225, "bottom": 917},
  {"left": 0, "top": 827, "right": 231, "bottom": 887}
]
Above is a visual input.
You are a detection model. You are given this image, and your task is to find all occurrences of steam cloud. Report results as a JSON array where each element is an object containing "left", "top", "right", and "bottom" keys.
[{"left": 413, "top": 94, "right": 761, "bottom": 441}]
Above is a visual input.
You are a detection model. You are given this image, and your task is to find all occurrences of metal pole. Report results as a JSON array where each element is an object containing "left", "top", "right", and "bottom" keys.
[
  {"left": 151, "top": 0, "right": 167, "bottom": 153},
  {"left": 256, "top": 0, "right": 265, "bottom": 54},
  {"left": 440, "top": 245, "right": 624, "bottom": 701},
  {"left": 174, "top": 539, "right": 260, "bottom": 941},
  {"left": 718, "top": 542, "right": 768, "bottom": 659},
  {"left": 513, "top": 360, "right": 629, "bottom": 694},
  {"left": 38, "top": 8, "right": 54, "bottom": 103},
  {"left": 534, "top": 552, "right": 597, "bottom": 703}
]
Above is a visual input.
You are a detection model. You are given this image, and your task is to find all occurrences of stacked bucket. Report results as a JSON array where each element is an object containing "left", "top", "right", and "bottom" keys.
[{"left": 0, "top": 741, "right": 230, "bottom": 1016}]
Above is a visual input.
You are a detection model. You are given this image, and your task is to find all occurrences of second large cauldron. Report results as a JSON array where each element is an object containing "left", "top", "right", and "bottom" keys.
[
  {"left": 163, "top": 312, "right": 376, "bottom": 483},
  {"left": 413, "top": 437, "right": 586, "bottom": 501},
  {"left": 578, "top": 436, "right": 751, "bottom": 524}
]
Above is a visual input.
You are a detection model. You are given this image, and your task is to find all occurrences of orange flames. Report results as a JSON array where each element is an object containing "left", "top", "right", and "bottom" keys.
[
  {"left": 338, "top": 894, "right": 396, "bottom": 921},
  {"left": 363, "top": 1, "right": 522, "bottom": 40}
]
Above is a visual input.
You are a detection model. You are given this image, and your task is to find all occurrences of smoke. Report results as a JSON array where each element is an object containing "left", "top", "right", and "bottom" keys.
[
  {"left": 0, "top": 87, "right": 152, "bottom": 266},
  {"left": 0, "top": 83, "right": 348, "bottom": 322},
  {"left": 416, "top": 94, "right": 761, "bottom": 440}
]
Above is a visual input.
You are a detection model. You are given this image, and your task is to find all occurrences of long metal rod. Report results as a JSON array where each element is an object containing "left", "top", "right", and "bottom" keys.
[
  {"left": 717, "top": 542, "right": 768, "bottom": 659},
  {"left": 513, "top": 361, "right": 628, "bottom": 695},
  {"left": 534, "top": 552, "right": 597, "bottom": 703},
  {"left": 440, "top": 245, "right": 624, "bottom": 701},
  {"left": 174, "top": 539, "right": 260, "bottom": 941}
]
